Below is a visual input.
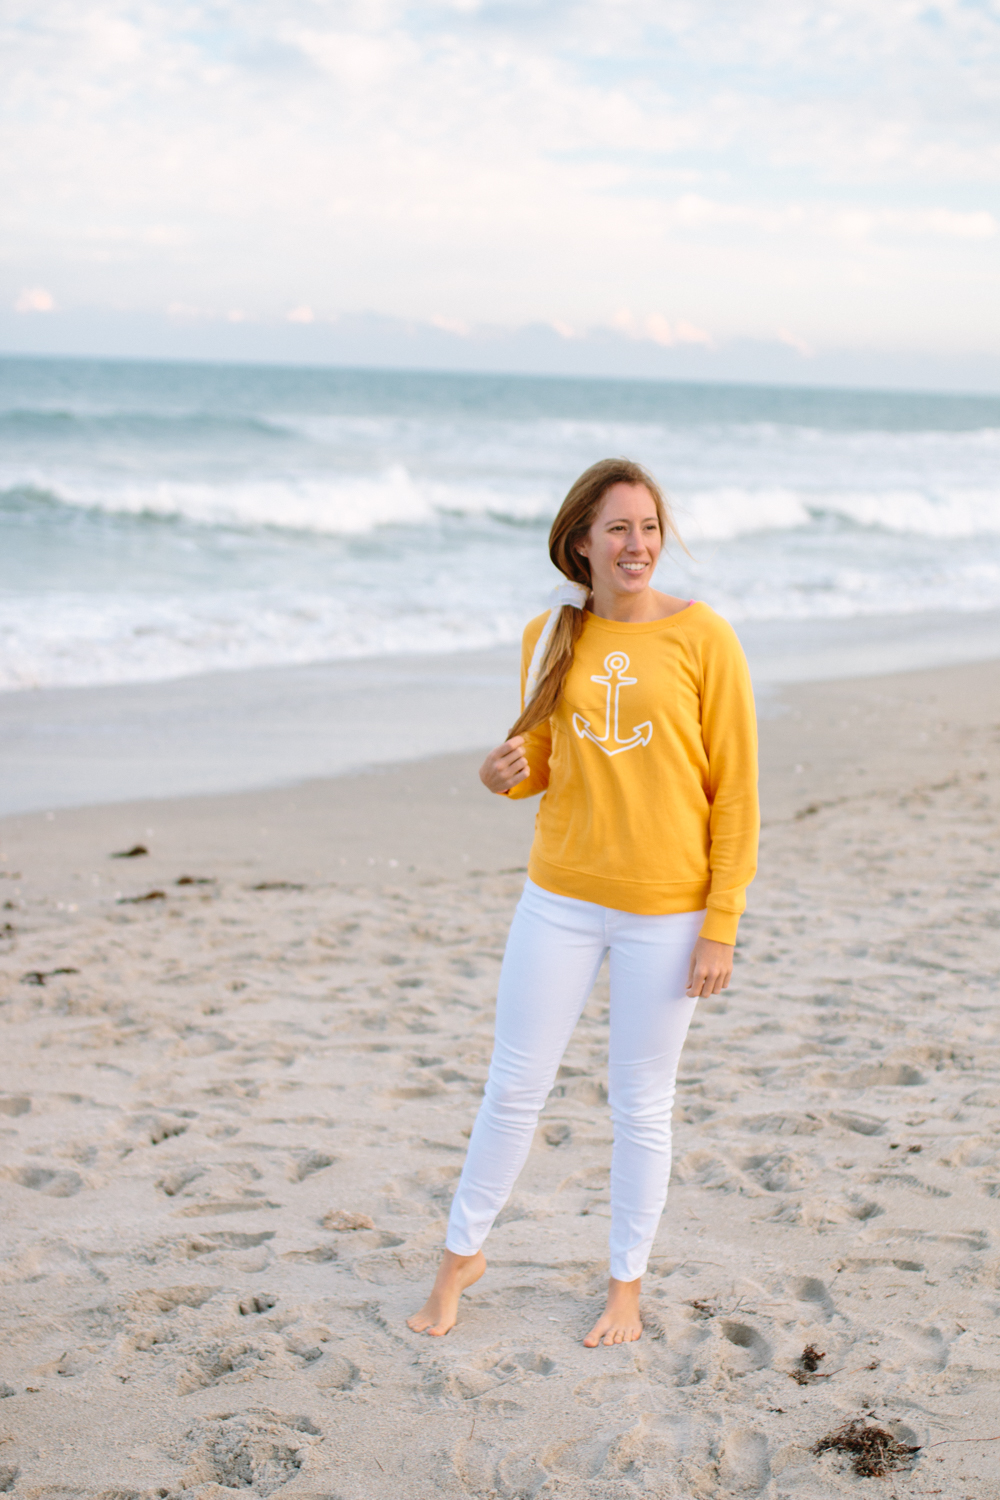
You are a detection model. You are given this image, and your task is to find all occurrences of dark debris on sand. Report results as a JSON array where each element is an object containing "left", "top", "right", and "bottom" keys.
[
  {"left": 813, "top": 1419, "right": 919, "bottom": 1477},
  {"left": 20, "top": 967, "right": 80, "bottom": 986},
  {"left": 789, "top": 1343, "right": 828, "bottom": 1384}
]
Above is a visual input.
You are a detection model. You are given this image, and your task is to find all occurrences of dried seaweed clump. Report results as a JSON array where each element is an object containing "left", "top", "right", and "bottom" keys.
[
  {"left": 813, "top": 1420, "right": 919, "bottom": 1478},
  {"left": 789, "top": 1344, "right": 827, "bottom": 1384}
]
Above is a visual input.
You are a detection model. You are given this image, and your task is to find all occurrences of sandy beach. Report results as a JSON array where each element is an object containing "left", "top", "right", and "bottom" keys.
[{"left": 1, "top": 658, "right": 999, "bottom": 1498}]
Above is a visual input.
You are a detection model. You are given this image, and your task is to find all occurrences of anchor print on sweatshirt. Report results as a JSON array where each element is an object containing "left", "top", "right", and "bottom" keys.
[{"left": 572, "top": 651, "right": 653, "bottom": 757}]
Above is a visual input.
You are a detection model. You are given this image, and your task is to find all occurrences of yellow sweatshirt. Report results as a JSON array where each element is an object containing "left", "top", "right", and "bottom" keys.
[{"left": 507, "top": 602, "right": 759, "bottom": 944}]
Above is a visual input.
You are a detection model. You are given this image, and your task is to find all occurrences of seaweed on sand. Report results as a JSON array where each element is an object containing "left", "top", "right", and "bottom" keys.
[{"left": 813, "top": 1419, "right": 919, "bottom": 1478}]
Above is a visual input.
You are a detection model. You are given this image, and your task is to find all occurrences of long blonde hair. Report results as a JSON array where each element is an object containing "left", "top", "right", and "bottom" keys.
[{"left": 509, "top": 458, "right": 684, "bottom": 738}]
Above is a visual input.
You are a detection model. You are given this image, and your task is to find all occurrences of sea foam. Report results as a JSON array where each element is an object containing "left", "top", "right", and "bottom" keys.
[{"left": 3, "top": 357, "right": 1000, "bottom": 691}]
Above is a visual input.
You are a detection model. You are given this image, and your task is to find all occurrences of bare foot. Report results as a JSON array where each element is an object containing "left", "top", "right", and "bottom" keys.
[
  {"left": 407, "top": 1249, "right": 486, "bottom": 1336},
  {"left": 583, "top": 1276, "right": 643, "bottom": 1347}
]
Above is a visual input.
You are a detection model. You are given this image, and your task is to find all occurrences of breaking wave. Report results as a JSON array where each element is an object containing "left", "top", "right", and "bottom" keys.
[
  {"left": 4, "top": 355, "right": 1000, "bottom": 691},
  {"left": 6, "top": 471, "right": 1000, "bottom": 543}
]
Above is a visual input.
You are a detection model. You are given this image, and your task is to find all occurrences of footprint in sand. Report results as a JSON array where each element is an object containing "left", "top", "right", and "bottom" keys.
[
  {"left": 802, "top": 1191, "right": 883, "bottom": 1227},
  {"left": 321, "top": 1209, "right": 374, "bottom": 1231},
  {"left": 176, "top": 1334, "right": 299, "bottom": 1394},
  {"left": 178, "top": 1410, "right": 321, "bottom": 1493},
  {"left": 130, "top": 1286, "right": 217, "bottom": 1314},
  {"left": 571, "top": 1371, "right": 647, "bottom": 1410},
  {"left": 542, "top": 1427, "right": 617, "bottom": 1481},
  {"left": 828, "top": 1109, "right": 887, "bottom": 1136},
  {"left": 508, "top": 1349, "right": 556, "bottom": 1376},
  {"left": 146, "top": 1115, "right": 190, "bottom": 1145},
  {"left": 178, "top": 1229, "right": 276, "bottom": 1258},
  {"left": 788, "top": 1275, "right": 837, "bottom": 1320},
  {"left": 670, "top": 1147, "right": 741, "bottom": 1192},
  {"left": 861, "top": 1169, "right": 951, "bottom": 1199},
  {"left": 717, "top": 1321, "right": 773, "bottom": 1375},
  {"left": 882, "top": 1322, "right": 954, "bottom": 1373},
  {"left": 452, "top": 1433, "right": 507, "bottom": 1492},
  {"left": 494, "top": 1452, "right": 549, "bottom": 1494},
  {"left": 156, "top": 1165, "right": 206, "bottom": 1196},
  {"left": 602, "top": 1414, "right": 689, "bottom": 1479},
  {"left": 286, "top": 1150, "right": 336, "bottom": 1182},
  {"left": 844, "top": 1062, "right": 926, "bottom": 1088},
  {"left": 3, "top": 1165, "right": 83, "bottom": 1197},
  {"left": 316, "top": 1353, "right": 362, "bottom": 1391},
  {"left": 719, "top": 1426, "right": 771, "bottom": 1491},
  {"left": 238, "top": 1292, "right": 277, "bottom": 1315},
  {"left": 737, "top": 1148, "right": 812, "bottom": 1194},
  {"left": 283, "top": 1324, "right": 330, "bottom": 1362},
  {"left": 281, "top": 1244, "right": 338, "bottom": 1263},
  {"left": 477, "top": 1346, "right": 557, "bottom": 1381},
  {"left": 424, "top": 1345, "right": 556, "bottom": 1405},
  {"left": 175, "top": 1196, "right": 281, "bottom": 1217}
]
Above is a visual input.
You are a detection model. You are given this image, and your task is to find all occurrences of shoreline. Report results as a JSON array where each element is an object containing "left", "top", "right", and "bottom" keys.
[
  {"left": 2, "top": 654, "right": 998, "bottom": 904},
  {"left": 3, "top": 607, "right": 1000, "bottom": 818}
]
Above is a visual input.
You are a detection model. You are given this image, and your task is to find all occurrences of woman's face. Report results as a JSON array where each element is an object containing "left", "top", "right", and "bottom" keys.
[{"left": 575, "top": 483, "right": 662, "bottom": 600}]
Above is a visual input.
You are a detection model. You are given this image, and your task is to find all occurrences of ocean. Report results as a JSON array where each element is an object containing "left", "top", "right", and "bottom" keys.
[{"left": 2, "top": 355, "right": 1000, "bottom": 693}]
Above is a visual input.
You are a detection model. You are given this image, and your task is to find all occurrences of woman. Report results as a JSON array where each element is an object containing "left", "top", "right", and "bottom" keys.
[{"left": 408, "top": 458, "right": 759, "bottom": 1347}]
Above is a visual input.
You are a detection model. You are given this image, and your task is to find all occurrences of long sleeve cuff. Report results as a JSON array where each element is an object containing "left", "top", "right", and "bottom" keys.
[{"left": 699, "top": 905, "right": 741, "bottom": 945}]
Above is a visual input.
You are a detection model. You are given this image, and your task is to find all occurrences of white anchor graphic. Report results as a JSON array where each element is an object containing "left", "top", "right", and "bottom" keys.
[{"left": 572, "top": 651, "right": 653, "bottom": 757}]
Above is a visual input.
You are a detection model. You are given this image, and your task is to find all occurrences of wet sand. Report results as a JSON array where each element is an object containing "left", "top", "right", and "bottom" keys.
[
  {"left": 7, "top": 607, "right": 1000, "bottom": 819},
  {"left": 1, "top": 660, "right": 999, "bottom": 1498}
]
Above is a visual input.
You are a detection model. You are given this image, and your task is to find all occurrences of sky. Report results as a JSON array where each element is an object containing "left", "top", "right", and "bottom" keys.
[{"left": 2, "top": 0, "right": 1000, "bottom": 387}]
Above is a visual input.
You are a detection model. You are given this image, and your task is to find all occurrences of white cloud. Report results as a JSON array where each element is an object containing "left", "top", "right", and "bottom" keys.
[
  {"left": 777, "top": 328, "right": 814, "bottom": 358},
  {"left": 166, "top": 302, "right": 205, "bottom": 321},
  {"left": 430, "top": 314, "right": 471, "bottom": 336},
  {"left": 665, "top": 195, "right": 998, "bottom": 242},
  {"left": 0, "top": 1, "right": 997, "bottom": 357},
  {"left": 894, "top": 208, "right": 996, "bottom": 241},
  {"left": 612, "top": 309, "right": 713, "bottom": 347},
  {"left": 675, "top": 321, "right": 713, "bottom": 346},
  {"left": 14, "top": 286, "right": 55, "bottom": 313}
]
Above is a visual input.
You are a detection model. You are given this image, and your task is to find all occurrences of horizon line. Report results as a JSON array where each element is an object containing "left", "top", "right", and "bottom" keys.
[{"left": 4, "top": 346, "right": 1000, "bottom": 405}]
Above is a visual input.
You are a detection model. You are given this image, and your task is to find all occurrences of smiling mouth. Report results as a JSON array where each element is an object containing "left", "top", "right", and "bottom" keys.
[{"left": 618, "top": 561, "right": 647, "bottom": 574}]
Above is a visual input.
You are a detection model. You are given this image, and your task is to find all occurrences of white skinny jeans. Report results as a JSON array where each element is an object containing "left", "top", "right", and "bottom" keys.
[{"left": 446, "top": 879, "right": 702, "bottom": 1281}]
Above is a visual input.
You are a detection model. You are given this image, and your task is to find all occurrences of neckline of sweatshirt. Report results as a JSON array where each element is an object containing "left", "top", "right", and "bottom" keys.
[{"left": 576, "top": 602, "right": 700, "bottom": 636}]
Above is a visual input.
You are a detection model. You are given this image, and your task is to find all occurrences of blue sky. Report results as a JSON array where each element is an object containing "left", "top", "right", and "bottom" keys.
[{"left": 2, "top": 1, "right": 999, "bottom": 384}]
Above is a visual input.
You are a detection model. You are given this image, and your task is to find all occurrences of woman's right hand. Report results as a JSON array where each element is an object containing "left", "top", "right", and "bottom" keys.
[{"left": 479, "top": 736, "right": 530, "bottom": 794}]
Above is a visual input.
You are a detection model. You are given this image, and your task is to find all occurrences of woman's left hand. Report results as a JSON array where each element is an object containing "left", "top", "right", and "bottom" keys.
[{"left": 686, "top": 937, "right": 734, "bottom": 997}]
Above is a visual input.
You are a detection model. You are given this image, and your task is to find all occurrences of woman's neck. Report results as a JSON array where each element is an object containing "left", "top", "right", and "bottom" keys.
[{"left": 588, "top": 586, "right": 690, "bottom": 622}]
